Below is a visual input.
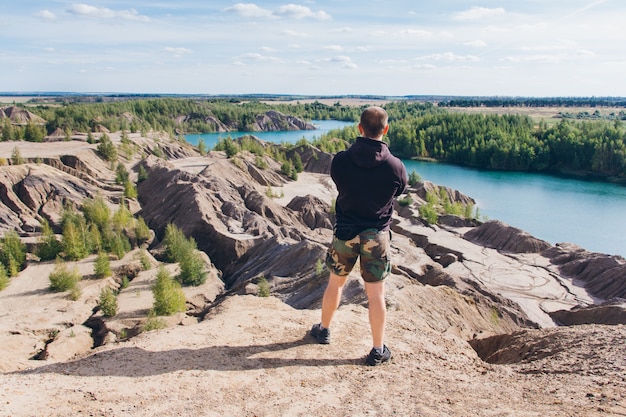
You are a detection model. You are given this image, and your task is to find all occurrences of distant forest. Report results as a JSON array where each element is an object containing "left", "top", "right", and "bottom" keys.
[{"left": 2, "top": 96, "right": 625, "bottom": 182}]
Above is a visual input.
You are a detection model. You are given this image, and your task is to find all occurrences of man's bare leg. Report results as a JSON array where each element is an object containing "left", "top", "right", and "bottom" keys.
[
  {"left": 364, "top": 280, "right": 386, "bottom": 348},
  {"left": 320, "top": 272, "right": 349, "bottom": 328}
]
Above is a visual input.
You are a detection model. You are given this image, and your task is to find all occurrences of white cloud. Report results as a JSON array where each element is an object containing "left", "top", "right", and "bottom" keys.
[
  {"left": 66, "top": 4, "right": 150, "bottom": 22},
  {"left": 223, "top": 3, "right": 274, "bottom": 18},
  {"left": 165, "top": 47, "right": 192, "bottom": 55},
  {"left": 35, "top": 10, "right": 57, "bottom": 20},
  {"left": 223, "top": 3, "right": 330, "bottom": 20},
  {"left": 235, "top": 53, "right": 283, "bottom": 63},
  {"left": 416, "top": 52, "right": 479, "bottom": 62},
  {"left": 319, "top": 55, "right": 358, "bottom": 69},
  {"left": 324, "top": 45, "right": 344, "bottom": 52},
  {"left": 464, "top": 40, "right": 488, "bottom": 48},
  {"left": 282, "top": 29, "right": 308, "bottom": 37},
  {"left": 453, "top": 7, "right": 505, "bottom": 21},
  {"left": 275, "top": 4, "right": 331, "bottom": 20}
]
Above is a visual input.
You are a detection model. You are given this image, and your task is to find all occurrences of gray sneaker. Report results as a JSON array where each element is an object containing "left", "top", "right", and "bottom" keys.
[
  {"left": 365, "top": 345, "right": 391, "bottom": 366},
  {"left": 310, "top": 323, "right": 330, "bottom": 344}
]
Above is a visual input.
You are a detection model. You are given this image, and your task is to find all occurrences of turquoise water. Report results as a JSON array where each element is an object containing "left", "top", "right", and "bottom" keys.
[
  {"left": 185, "top": 122, "right": 626, "bottom": 258},
  {"left": 404, "top": 160, "right": 626, "bottom": 258},
  {"left": 184, "top": 119, "right": 356, "bottom": 149}
]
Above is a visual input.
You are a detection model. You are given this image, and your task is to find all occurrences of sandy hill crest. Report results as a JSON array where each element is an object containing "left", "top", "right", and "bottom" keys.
[{"left": 0, "top": 132, "right": 624, "bottom": 416}]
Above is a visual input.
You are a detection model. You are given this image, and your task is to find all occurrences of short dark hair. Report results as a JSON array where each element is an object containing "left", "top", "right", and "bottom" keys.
[{"left": 360, "top": 106, "right": 388, "bottom": 138}]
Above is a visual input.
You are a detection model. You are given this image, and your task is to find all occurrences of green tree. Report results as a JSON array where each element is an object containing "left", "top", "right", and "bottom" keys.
[
  {"left": 152, "top": 266, "right": 186, "bottom": 316},
  {"left": 62, "top": 220, "right": 88, "bottom": 261},
  {"left": 37, "top": 220, "right": 62, "bottom": 261},
  {"left": 11, "top": 147, "right": 24, "bottom": 165},
  {"left": 97, "top": 133, "right": 117, "bottom": 162},
  {"left": 0, "top": 265, "right": 9, "bottom": 291},
  {"left": 98, "top": 287, "right": 118, "bottom": 317},
  {"left": 177, "top": 247, "right": 207, "bottom": 286},
  {"left": 94, "top": 251, "right": 112, "bottom": 278},
  {"left": 0, "top": 230, "right": 26, "bottom": 276}
]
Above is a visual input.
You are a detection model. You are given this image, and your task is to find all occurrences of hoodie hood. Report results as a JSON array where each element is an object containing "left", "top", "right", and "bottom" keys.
[{"left": 347, "top": 136, "right": 391, "bottom": 168}]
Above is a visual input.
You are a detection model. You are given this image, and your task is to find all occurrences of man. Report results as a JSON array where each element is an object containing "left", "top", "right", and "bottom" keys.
[{"left": 310, "top": 106, "right": 408, "bottom": 366}]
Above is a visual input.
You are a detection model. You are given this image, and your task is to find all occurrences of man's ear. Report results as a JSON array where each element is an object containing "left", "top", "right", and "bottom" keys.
[
  {"left": 358, "top": 124, "right": 364, "bottom": 135},
  {"left": 383, "top": 125, "right": 389, "bottom": 135}
]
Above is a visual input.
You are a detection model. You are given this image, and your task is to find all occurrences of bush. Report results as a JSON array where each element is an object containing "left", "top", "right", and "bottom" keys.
[
  {"left": 62, "top": 218, "right": 88, "bottom": 261},
  {"left": 257, "top": 275, "right": 270, "bottom": 297},
  {"left": 398, "top": 196, "right": 413, "bottom": 207},
  {"left": 94, "top": 251, "right": 112, "bottom": 278},
  {"left": 37, "top": 220, "right": 62, "bottom": 261},
  {"left": 99, "top": 287, "right": 118, "bottom": 317},
  {"left": 135, "top": 217, "right": 151, "bottom": 244},
  {"left": 418, "top": 204, "right": 439, "bottom": 225},
  {"left": 143, "top": 314, "right": 167, "bottom": 332},
  {"left": 97, "top": 133, "right": 117, "bottom": 162},
  {"left": 0, "top": 230, "right": 26, "bottom": 276},
  {"left": 163, "top": 223, "right": 189, "bottom": 263},
  {"left": 49, "top": 260, "right": 81, "bottom": 292},
  {"left": 138, "top": 249, "right": 152, "bottom": 270},
  {"left": 81, "top": 196, "right": 110, "bottom": 230},
  {"left": 0, "top": 265, "right": 9, "bottom": 291},
  {"left": 178, "top": 249, "right": 207, "bottom": 286},
  {"left": 152, "top": 267, "right": 186, "bottom": 316},
  {"left": 408, "top": 170, "right": 421, "bottom": 186}
]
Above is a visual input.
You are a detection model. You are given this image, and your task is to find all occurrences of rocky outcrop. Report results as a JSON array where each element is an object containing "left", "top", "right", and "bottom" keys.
[
  {"left": 137, "top": 155, "right": 313, "bottom": 277},
  {"left": 464, "top": 220, "right": 552, "bottom": 253},
  {"left": 251, "top": 110, "right": 315, "bottom": 132},
  {"left": 412, "top": 180, "right": 476, "bottom": 207},
  {"left": 176, "top": 110, "right": 315, "bottom": 133},
  {"left": 286, "top": 195, "right": 333, "bottom": 230},
  {"left": 550, "top": 299, "right": 626, "bottom": 325},
  {"left": 0, "top": 163, "right": 112, "bottom": 234},
  {"left": 0, "top": 106, "right": 46, "bottom": 125},
  {"left": 543, "top": 243, "right": 626, "bottom": 300}
]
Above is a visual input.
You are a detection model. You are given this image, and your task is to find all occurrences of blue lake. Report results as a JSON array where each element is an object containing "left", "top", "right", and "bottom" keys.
[{"left": 185, "top": 122, "right": 626, "bottom": 258}]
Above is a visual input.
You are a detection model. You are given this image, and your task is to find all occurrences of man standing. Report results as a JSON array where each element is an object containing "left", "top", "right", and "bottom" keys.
[{"left": 310, "top": 106, "right": 408, "bottom": 366}]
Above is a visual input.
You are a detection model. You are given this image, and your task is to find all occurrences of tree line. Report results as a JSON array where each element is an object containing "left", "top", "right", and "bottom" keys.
[
  {"left": 313, "top": 101, "right": 626, "bottom": 181},
  {"left": 3, "top": 98, "right": 625, "bottom": 181}
]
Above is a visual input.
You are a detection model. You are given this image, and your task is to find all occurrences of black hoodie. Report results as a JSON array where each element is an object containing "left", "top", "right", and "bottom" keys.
[{"left": 331, "top": 136, "right": 408, "bottom": 239}]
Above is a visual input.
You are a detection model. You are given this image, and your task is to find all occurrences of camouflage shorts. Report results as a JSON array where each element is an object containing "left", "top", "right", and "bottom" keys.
[{"left": 325, "top": 228, "right": 391, "bottom": 283}]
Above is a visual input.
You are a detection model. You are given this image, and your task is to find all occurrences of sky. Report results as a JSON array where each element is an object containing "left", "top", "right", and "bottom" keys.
[{"left": 1, "top": 1, "right": 625, "bottom": 97}]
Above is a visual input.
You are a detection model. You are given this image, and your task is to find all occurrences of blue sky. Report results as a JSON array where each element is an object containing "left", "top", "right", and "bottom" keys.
[{"left": 1, "top": 1, "right": 625, "bottom": 96}]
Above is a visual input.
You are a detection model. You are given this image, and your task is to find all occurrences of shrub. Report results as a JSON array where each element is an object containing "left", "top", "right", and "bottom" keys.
[
  {"left": 99, "top": 287, "right": 118, "bottom": 317},
  {"left": 94, "top": 251, "right": 112, "bottom": 278},
  {"left": 178, "top": 248, "right": 207, "bottom": 286},
  {"left": 398, "top": 196, "right": 413, "bottom": 207},
  {"left": 143, "top": 314, "right": 167, "bottom": 332},
  {"left": 257, "top": 275, "right": 270, "bottom": 297},
  {"left": 82, "top": 196, "right": 110, "bottom": 230},
  {"left": 0, "top": 231, "right": 26, "bottom": 276},
  {"left": 37, "top": 220, "right": 62, "bottom": 261},
  {"left": 123, "top": 180, "right": 137, "bottom": 199},
  {"left": 152, "top": 267, "right": 186, "bottom": 316},
  {"left": 11, "top": 147, "right": 24, "bottom": 165},
  {"left": 163, "top": 223, "right": 189, "bottom": 263},
  {"left": 49, "top": 260, "right": 81, "bottom": 292},
  {"left": 139, "top": 249, "right": 152, "bottom": 270},
  {"left": 0, "top": 265, "right": 9, "bottom": 291},
  {"left": 115, "top": 163, "right": 129, "bottom": 185},
  {"left": 418, "top": 204, "right": 439, "bottom": 225},
  {"left": 62, "top": 220, "right": 88, "bottom": 261},
  {"left": 315, "top": 259, "right": 325, "bottom": 276},
  {"left": 97, "top": 133, "right": 117, "bottom": 162},
  {"left": 408, "top": 170, "right": 421, "bottom": 186},
  {"left": 135, "top": 216, "right": 151, "bottom": 244},
  {"left": 137, "top": 164, "right": 148, "bottom": 181}
]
